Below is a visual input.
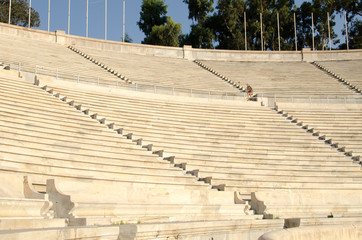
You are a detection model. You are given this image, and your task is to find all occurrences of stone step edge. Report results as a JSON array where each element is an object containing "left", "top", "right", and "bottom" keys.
[
  {"left": 311, "top": 61, "right": 362, "bottom": 94},
  {"left": 33, "top": 76, "right": 255, "bottom": 206},
  {"left": 273, "top": 103, "right": 360, "bottom": 165},
  {"left": 67, "top": 45, "right": 132, "bottom": 85},
  {"left": 193, "top": 60, "right": 247, "bottom": 93}
]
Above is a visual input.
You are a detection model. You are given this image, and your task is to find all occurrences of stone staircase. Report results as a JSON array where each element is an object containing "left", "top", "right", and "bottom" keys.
[
  {"left": 0, "top": 69, "right": 269, "bottom": 239},
  {"left": 312, "top": 60, "right": 362, "bottom": 92},
  {"left": 274, "top": 102, "right": 362, "bottom": 162},
  {"left": 193, "top": 59, "right": 245, "bottom": 91},
  {"left": 67, "top": 45, "right": 132, "bottom": 85},
  {"left": 0, "top": 34, "right": 128, "bottom": 88},
  {"left": 37, "top": 72, "right": 362, "bottom": 228},
  {"left": 197, "top": 60, "right": 360, "bottom": 99},
  {"left": 312, "top": 61, "right": 362, "bottom": 94},
  {"left": 69, "top": 45, "right": 238, "bottom": 92}
]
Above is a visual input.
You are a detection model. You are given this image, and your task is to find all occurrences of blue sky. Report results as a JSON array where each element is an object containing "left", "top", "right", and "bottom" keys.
[
  {"left": 30, "top": 0, "right": 347, "bottom": 47},
  {"left": 31, "top": 0, "right": 192, "bottom": 43}
]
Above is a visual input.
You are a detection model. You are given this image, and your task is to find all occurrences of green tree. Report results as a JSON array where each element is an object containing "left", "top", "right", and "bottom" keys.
[
  {"left": 269, "top": 0, "right": 295, "bottom": 51},
  {"left": 315, "top": 0, "right": 339, "bottom": 50},
  {"left": 334, "top": 0, "right": 361, "bottom": 49},
  {"left": 335, "top": 0, "right": 361, "bottom": 20},
  {"left": 124, "top": 33, "right": 133, "bottom": 43},
  {"left": 339, "top": 19, "right": 361, "bottom": 49},
  {"left": 183, "top": 0, "right": 214, "bottom": 48},
  {"left": 245, "top": 0, "right": 295, "bottom": 51},
  {"left": 143, "top": 16, "right": 182, "bottom": 47},
  {"left": 347, "top": 19, "right": 362, "bottom": 49},
  {"left": 183, "top": 0, "right": 214, "bottom": 26},
  {"left": 181, "top": 24, "right": 214, "bottom": 48},
  {"left": 208, "top": 0, "right": 246, "bottom": 50},
  {"left": 296, "top": 1, "right": 314, "bottom": 49},
  {"left": 0, "top": 0, "right": 40, "bottom": 27},
  {"left": 137, "top": 0, "right": 167, "bottom": 37},
  {"left": 297, "top": 0, "right": 339, "bottom": 50}
]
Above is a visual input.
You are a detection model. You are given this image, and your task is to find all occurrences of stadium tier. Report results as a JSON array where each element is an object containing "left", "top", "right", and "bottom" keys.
[
  {"left": 0, "top": 23, "right": 362, "bottom": 240},
  {"left": 0, "top": 70, "right": 278, "bottom": 237},
  {"left": 0, "top": 34, "right": 129, "bottom": 87},
  {"left": 314, "top": 60, "right": 362, "bottom": 91},
  {"left": 38, "top": 76, "right": 362, "bottom": 216},
  {"left": 276, "top": 102, "right": 362, "bottom": 158},
  {"left": 69, "top": 45, "right": 239, "bottom": 92},
  {"left": 198, "top": 60, "right": 361, "bottom": 99}
]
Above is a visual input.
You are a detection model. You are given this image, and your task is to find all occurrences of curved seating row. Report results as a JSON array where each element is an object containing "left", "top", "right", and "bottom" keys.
[
  {"left": 72, "top": 45, "right": 238, "bottom": 92},
  {"left": 0, "top": 70, "right": 255, "bottom": 231},
  {"left": 0, "top": 34, "right": 128, "bottom": 87},
  {"left": 315, "top": 60, "right": 362, "bottom": 91},
  {"left": 39, "top": 78, "right": 362, "bottom": 210},
  {"left": 276, "top": 102, "right": 362, "bottom": 157},
  {"left": 198, "top": 60, "right": 359, "bottom": 98},
  {"left": 1, "top": 28, "right": 361, "bottom": 238}
]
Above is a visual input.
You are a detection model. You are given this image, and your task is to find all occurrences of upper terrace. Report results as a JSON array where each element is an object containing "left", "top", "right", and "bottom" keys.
[{"left": 0, "top": 22, "right": 361, "bottom": 105}]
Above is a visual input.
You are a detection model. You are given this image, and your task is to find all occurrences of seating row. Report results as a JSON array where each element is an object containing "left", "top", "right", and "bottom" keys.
[
  {"left": 0, "top": 34, "right": 128, "bottom": 87},
  {"left": 198, "top": 60, "right": 359, "bottom": 98},
  {"left": 0, "top": 70, "right": 256, "bottom": 230},
  {"left": 315, "top": 60, "right": 362, "bottom": 91},
  {"left": 276, "top": 102, "right": 362, "bottom": 157},
  {"left": 38, "top": 76, "right": 362, "bottom": 197},
  {"left": 35, "top": 74, "right": 362, "bottom": 226},
  {"left": 251, "top": 189, "right": 362, "bottom": 219},
  {"left": 73, "top": 45, "right": 238, "bottom": 92}
]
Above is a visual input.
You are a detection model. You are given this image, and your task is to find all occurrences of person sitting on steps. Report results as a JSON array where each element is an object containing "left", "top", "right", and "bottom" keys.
[{"left": 247, "top": 84, "right": 253, "bottom": 101}]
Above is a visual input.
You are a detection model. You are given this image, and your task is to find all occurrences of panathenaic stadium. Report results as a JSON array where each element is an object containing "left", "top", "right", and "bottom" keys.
[{"left": 0, "top": 22, "right": 361, "bottom": 240}]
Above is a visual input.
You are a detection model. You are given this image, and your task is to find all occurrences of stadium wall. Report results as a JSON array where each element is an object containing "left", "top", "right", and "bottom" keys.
[{"left": 1, "top": 22, "right": 361, "bottom": 62}]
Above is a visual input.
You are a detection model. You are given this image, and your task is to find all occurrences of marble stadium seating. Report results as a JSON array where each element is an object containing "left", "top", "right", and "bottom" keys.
[{"left": 0, "top": 27, "right": 361, "bottom": 239}]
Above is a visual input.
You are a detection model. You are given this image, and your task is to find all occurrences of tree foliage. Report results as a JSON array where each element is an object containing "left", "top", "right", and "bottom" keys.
[
  {"left": 124, "top": 33, "right": 133, "bottom": 43},
  {"left": 0, "top": 0, "right": 40, "bottom": 27},
  {"left": 183, "top": 0, "right": 214, "bottom": 25},
  {"left": 137, "top": 0, "right": 168, "bottom": 37},
  {"left": 211, "top": 0, "right": 246, "bottom": 50},
  {"left": 138, "top": 0, "right": 182, "bottom": 46},
  {"left": 298, "top": 0, "right": 339, "bottom": 50},
  {"left": 335, "top": 0, "right": 361, "bottom": 19},
  {"left": 143, "top": 16, "right": 182, "bottom": 47},
  {"left": 334, "top": 0, "right": 361, "bottom": 49},
  {"left": 182, "top": 0, "right": 214, "bottom": 48},
  {"left": 339, "top": 19, "right": 362, "bottom": 49},
  {"left": 181, "top": 24, "right": 214, "bottom": 48},
  {"left": 347, "top": 19, "right": 362, "bottom": 49},
  {"left": 138, "top": 0, "right": 360, "bottom": 49}
]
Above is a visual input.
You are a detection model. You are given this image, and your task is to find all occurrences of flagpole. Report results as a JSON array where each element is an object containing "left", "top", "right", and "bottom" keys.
[
  {"left": 28, "top": 0, "right": 31, "bottom": 28},
  {"left": 294, "top": 12, "right": 297, "bottom": 51},
  {"left": 244, "top": 12, "right": 247, "bottom": 50},
  {"left": 86, "top": 0, "right": 89, "bottom": 37},
  {"left": 327, "top": 12, "right": 331, "bottom": 50},
  {"left": 344, "top": 11, "right": 349, "bottom": 50},
  {"left": 105, "top": 0, "right": 107, "bottom": 40},
  {"left": 260, "top": 13, "right": 263, "bottom": 51},
  {"left": 68, "top": 0, "right": 71, "bottom": 34},
  {"left": 277, "top": 12, "right": 280, "bottom": 51},
  {"left": 8, "top": 0, "right": 12, "bottom": 24},
  {"left": 312, "top": 12, "right": 315, "bottom": 50},
  {"left": 123, "top": 0, "right": 125, "bottom": 42},
  {"left": 48, "top": 0, "right": 50, "bottom": 31}
]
